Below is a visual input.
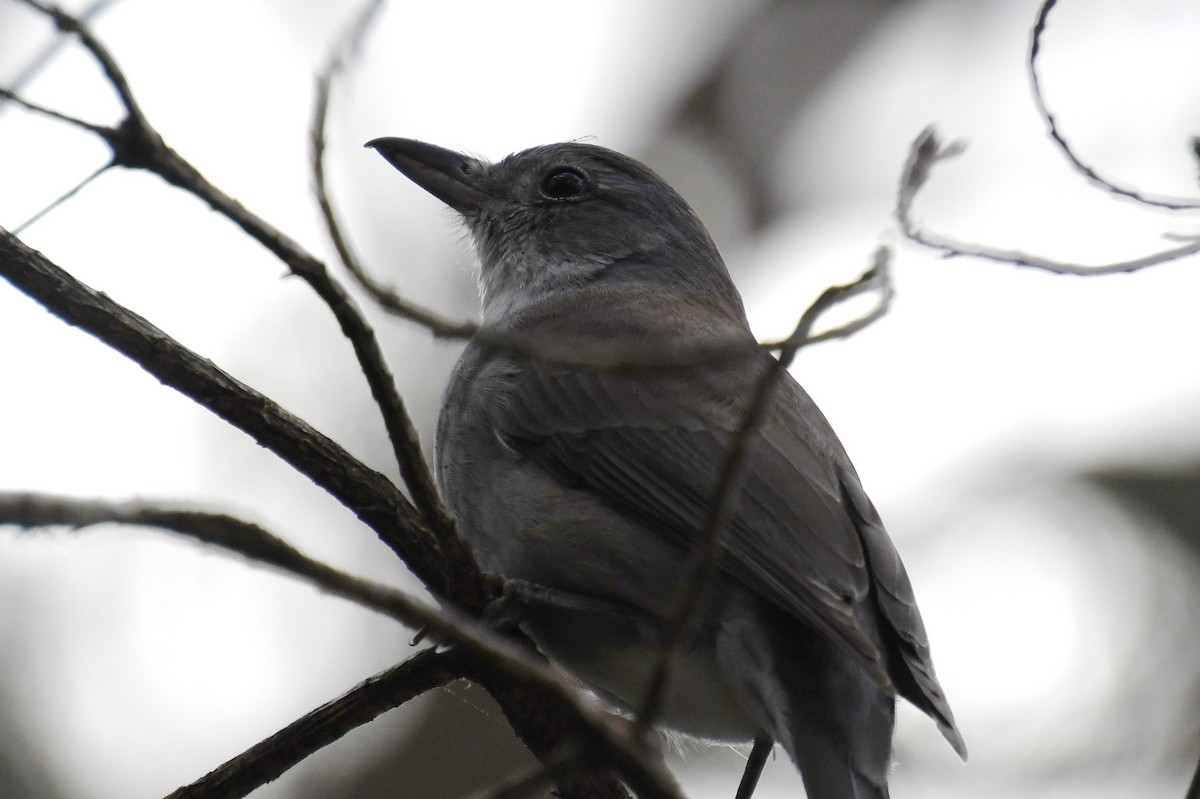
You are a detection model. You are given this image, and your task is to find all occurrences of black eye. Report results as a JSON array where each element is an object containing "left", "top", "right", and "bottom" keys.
[{"left": 539, "top": 167, "right": 589, "bottom": 201}]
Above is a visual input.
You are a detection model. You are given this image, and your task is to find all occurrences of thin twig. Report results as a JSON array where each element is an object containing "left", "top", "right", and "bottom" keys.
[
  {"left": 0, "top": 491, "right": 444, "bottom": 629},
  {"left": 0, "top": 0, "right": 118, "bottom": 119},
  {"left": 166, "top": 649, "right": 460, "bottom": 799},
  {"left": 1029, "top": 0, "right": 1200, "bottom": 212},
  {"left": 897, "top": 127, "right": 1200, "bottom": 274},
  {"left": 12, "top": 162, "right": 112, "bottom": 234},
  {"left": 734, "top": 736, "right": 774, "bottom": 799},
  {"left": 0, "top": 87, "right": 111, "bottom": 134},
  {"left": 311, "top": 0, "right": 478, "bottom": 339},
  {"left": 635, "top": 250, "right": 893, "bottom": 731},
  {"left": 19, "top": 0, "right": 150, "bottom": 130}
]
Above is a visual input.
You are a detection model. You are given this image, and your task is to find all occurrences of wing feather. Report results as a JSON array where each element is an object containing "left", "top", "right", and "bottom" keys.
[{"left": 494, "top": 355, "right": 893, "bottom": 686}]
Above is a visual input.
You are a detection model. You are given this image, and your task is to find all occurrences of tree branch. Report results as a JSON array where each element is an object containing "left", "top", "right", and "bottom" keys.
[
  {"left": 0, "top": 491, "right": 447, "bottom": 629},
  {"left": 896, "top": 127, "right": 1200, "bottom": 274},
  {"left": 16, "top": 0, "right": 459, "bottom": 556},
  {"left": 166, "top": 649, "right": 460, "bottom": 799},
  {"left": 1029, "top": 0, "right": 1200, "bottom": 212},
  {"left": 0, "top": 230, "right": 451, "bottom": 587},
  {"left": 310, "top": 0, "right": 479, "bottom": 340}
]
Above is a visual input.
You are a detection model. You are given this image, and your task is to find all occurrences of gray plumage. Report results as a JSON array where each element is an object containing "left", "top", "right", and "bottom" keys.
[{"left": 369, "top": 137, "right": 966, "bottom": 798}]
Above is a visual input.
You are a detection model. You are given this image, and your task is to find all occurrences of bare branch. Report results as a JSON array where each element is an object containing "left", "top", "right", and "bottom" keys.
[
  {"left": 15, "top": 0, "right": 458, "bottom": 556},
  {"left": 0, "top": 229, "right": 482, "bottom": 595},
  {"left": 10, "top": 161, "right": 112, "bottom": 235},
  {"left": 311, "top": 0, "right": 479, "bottom": 339},
  {"left": 635, "top": 252, "right": 893, "bottom": 731},
  {"left": 0, "top": 491, "right": 454, "bottom": 629},
  {"left": 783, "top": 246, "right": 893, "bottom": 350},
  {"left": 897, "top": 127, "right": 1200, "bottom": 274},
  {"left": 0, "top": 0, "right": 118, "bottom": 119},
  {"left": 0, "top": 87, "right": 111, "bottom": 136},
  {"left": 1030, "top": 0, "right": 1200, "bottom": 212},
  {"left": 166, "top": 649, "right": 460, "bottom": 799},
  {"left": 3, "top": 7, "right": 887, "bottom": 794}
]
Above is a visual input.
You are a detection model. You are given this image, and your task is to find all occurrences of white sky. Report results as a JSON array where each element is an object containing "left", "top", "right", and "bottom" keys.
[{"left": 2, "top": 1, "right": 1199, "bottom": 797}]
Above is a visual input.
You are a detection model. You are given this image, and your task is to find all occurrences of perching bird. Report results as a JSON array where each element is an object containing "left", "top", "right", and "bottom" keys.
[{"left": 368, "top": 137, "right": 966, "bottom": 798}]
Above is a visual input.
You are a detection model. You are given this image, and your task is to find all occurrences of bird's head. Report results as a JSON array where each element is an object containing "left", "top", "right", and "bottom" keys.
[{"left": 368, "top": 138, "right": 745, "bottom": 324}]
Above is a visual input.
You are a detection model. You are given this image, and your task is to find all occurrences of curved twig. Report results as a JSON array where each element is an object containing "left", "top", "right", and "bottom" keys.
[
  {"left": 310, "top": 0, "right": 478, "bottom": 339},
  {"left": 897, "top": 127, "right": 1200, "bottom": 275},
  {"left": 1030, "top": 0, "right": 1200, "bottom": 211}
]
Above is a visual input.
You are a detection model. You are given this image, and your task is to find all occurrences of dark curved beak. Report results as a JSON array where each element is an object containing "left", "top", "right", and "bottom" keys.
[{"left": 366, "top": 137, "right": 487, "bottom": 214}]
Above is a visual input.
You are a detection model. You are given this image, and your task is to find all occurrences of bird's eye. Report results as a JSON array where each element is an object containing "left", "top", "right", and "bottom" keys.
[{"left": 539, "top": 167, "right": 589, "bottom": 201}]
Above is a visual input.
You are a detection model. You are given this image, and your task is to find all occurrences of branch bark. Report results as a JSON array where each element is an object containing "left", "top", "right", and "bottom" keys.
[{"left": 166, "top": 649, "right": 460, "bottom": 799}]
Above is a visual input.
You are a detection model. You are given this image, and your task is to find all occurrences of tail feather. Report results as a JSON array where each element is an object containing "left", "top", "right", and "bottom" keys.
[
  {"left": 719, "top": 607, "right": 896, "bottom": 799},
  {"left": 788, "top": 726, "right": 891, "bottom": 799}
]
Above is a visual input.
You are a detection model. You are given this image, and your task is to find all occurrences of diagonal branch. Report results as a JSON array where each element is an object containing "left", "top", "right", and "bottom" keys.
[
  {"left": 0, "top": 229, "right": 457, "bottom": 596},
  {"left": 166, "top": 649, "right": 461, "bottom": 799},
  {"left": 18, "top": 0, "right": 149, "bottom": 130},
  {"left": 0, "top": 489, "right": 653, "bottom": 799}
]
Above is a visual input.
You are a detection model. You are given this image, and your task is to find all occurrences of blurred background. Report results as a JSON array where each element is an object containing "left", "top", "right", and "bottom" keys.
[{"left": 2, "top": 0, "right": 1199, "bottom": 797}]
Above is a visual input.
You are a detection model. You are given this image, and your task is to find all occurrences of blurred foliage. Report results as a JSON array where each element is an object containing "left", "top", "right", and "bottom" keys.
[
  {"left": 1088, "top": 461, "right": 1200, "bottom": 564},
  {"left": 661, "top": 0, "right": 907, "bottom": 230}
]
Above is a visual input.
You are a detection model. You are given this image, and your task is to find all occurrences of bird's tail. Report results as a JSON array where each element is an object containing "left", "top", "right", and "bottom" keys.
[
  {"left": 786, "top": 724, "right": 891, "bottom": 799},
  {"left": 725, "top": 611, "right": 896, "bottom": 799}
]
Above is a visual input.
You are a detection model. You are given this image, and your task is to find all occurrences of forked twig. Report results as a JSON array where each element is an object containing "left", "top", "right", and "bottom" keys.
[
  {"left": 15, "top": 0, "right": 461, "bottom": 560},
  {"left": 897, "top": 127, "right": 1200, "bottom": 274}
]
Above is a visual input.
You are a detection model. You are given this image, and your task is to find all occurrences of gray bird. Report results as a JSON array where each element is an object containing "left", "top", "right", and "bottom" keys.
[{"left": 368, "top": 137, "right": 967, "bottom": 799}]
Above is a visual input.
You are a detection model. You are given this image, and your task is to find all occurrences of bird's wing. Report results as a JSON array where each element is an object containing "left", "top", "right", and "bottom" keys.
[
  {"left": 840, "top": 474, "right": 967, "bottom": 757},
  {"left": 492, "top": 345, "right": 896, "bottom": 689}
]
